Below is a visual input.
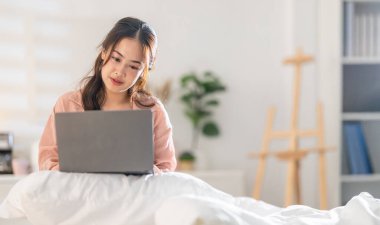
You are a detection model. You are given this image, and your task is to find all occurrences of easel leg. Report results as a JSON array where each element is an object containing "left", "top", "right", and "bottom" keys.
[
  {"left": 317, "top": 102, "right": 328, "bottom": 209},
  {"left": 319, "top": 153, "right": 327, "bottom": 209},
  {"left": 285, "top": 160, "right": 295, "bottom": 206},
  {"left": 253, "top": 156, "right": 266, "bottom": 199},
  {"left": 295, "top": 160, "right": 302, "bottom": 204},
  {"left": 252, "top": 108, "right": 276, "bottom": 199}
]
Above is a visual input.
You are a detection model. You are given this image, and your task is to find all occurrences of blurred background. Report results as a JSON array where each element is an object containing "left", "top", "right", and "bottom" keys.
[{"left": 2, "top": 0, "right": 378, "bottom": 210}]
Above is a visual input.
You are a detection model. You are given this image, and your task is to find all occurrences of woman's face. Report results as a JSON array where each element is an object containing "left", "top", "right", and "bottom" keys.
[{"left": 101, "top": 38, "right": 146, "bottom": 95}]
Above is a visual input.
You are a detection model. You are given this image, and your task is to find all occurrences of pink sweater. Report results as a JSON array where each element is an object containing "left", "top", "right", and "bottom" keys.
[{"left": 38, "top": 91, "right": 177, "bottom": 172}]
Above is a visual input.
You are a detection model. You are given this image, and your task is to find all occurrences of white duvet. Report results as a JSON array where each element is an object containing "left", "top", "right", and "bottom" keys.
[{"left": 0, "top": 171, "right": 379, "bottom": 225}]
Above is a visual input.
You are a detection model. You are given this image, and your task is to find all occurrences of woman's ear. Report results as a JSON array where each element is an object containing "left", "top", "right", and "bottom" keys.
[
  {"left": 101, "top": 49, "right": 107, "bottom": 61},
  {"left": 149, "top": 56, "right": 156, "bottom": 71}
]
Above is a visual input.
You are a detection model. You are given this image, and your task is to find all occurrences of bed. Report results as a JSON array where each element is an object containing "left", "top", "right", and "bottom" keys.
[{"left": 0, "top": 171, "right": 379, "bottom": 225}]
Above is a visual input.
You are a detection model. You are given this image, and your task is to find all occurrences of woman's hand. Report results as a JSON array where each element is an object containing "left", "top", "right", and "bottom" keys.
[
  {"left": 153, "top": 165, "right": 161, "bottom": 175},
  {"left": 153, "top": 165, "right": 170, "bottom": 175}
]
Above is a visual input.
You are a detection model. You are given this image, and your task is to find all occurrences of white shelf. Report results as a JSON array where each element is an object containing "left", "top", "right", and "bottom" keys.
[
  {"left": 340, "top": 0, "right": 380, "bottom": 205},
  {"left": 344, "top": 0, "right": 380, "bottom": 3},
  {"left": 341, "top": 174, "right": 380, "bottom": 182},
  {"left": 342, "top": 57, "right": 380, "bottom": 65},
  {"left": 342, "top": 112, "right": 380, "bottom": 121},
  {"left": 0, "top": 175, "right": 25, "bottom": 182}
]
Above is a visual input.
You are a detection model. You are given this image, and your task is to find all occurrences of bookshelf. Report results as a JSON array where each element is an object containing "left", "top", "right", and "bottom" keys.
[
  {"left": 343, "top": 57, "right": 380, "bottom": 64},
  {"left": 343, "top": 112, "right": 380, "bottom": 120},
  {"left": 341, "top": 173, "right": 380, "bottom": 182},
  {"left": 341, "top": 0, "right": 380, "bottom": 205}
]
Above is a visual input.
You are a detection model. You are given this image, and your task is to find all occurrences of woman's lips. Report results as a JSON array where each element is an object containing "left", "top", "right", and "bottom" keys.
[{"left": 110, "top": 77, "right": 123, "bottom": 86}]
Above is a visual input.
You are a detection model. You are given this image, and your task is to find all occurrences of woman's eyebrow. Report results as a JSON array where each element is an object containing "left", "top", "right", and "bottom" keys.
[
  {"left": 113, "top": 50, "right": 125, "bottom": 58},
  {"left": 113, "top": 50, "right": 142, "bottom": 65}
]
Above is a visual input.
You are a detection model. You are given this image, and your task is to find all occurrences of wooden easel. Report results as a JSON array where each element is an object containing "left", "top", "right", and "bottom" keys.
[{"left": 248, "top": 48, "right": 334, "bottom": 209}]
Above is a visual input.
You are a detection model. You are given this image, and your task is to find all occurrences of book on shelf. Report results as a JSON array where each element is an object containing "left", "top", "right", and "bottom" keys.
[
  {"left": 344, "top": 2, "right": 355, "bottom": 57},
  {"left": 343, "top": 122, "right": 373, "bottom": 175},
  {"left": 360, "top": 13, "right": 367, "bottom": 57},
  {"left": 377, "top": 13, "right": 380, "bottom": 57},
  {"left": 368, "top": 13, "right": 375, "bottom": 57},
  {"left": 344, "top": 2, "right": 380, "bottom": 58}
]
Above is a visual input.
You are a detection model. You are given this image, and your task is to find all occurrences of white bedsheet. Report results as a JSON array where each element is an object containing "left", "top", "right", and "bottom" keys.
[{"left": 0, "top": 171, "right": 379, "bottom": 225}]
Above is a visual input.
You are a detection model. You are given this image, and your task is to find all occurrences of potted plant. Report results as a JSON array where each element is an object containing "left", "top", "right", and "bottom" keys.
[
  {"left": 178, "top": 152, "right": 196, "bottom": 170},
  {"left": 178, "top": 71, "right": 226, "bottom": 169}
]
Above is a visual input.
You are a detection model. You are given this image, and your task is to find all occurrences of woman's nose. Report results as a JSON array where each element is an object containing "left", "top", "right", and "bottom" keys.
[{"left": 115, "top": 65, "right": 127, "bottom": 77}]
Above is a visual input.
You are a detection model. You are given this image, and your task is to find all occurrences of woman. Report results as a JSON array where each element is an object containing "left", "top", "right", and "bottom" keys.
[{"left": 38, "top": 17, "right": 176, "bottom": 173}]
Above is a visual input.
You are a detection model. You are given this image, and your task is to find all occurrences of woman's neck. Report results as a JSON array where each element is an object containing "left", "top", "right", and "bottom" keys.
[{"left": 102, "top": 91, "right": 132, "bottom": 110}]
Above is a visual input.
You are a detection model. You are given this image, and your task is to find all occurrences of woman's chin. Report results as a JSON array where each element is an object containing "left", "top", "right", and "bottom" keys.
[{"left": 106, "top": 86, "right": 130, "bottom": 94}]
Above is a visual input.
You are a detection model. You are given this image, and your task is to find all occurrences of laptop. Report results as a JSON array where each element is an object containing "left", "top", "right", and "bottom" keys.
[{"left": 55, "top": 110, "right": 154, "bottom": 175}]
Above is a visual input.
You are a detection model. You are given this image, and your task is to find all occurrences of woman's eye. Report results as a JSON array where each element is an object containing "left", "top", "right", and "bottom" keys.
[
  {"left": 131, "top": 66, "right": 139, "bottom": 70},
  {"left": 111, "top": 56, "right": 121, "bottom": 62}
]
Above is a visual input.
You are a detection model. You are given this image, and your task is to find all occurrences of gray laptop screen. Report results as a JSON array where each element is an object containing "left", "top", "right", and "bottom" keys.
[{"left": 55, "top": 110, "right": 153, "bottom": 174}]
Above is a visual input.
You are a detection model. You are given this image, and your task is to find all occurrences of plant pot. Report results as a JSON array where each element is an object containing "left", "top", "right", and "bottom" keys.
[{"left": 178, "top": 160, "right": 194, "bottom": 171}]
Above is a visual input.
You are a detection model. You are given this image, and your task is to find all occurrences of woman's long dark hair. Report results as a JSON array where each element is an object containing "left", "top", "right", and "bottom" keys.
[{"left": 81, "top": 17, "right": 158, "bottom": 110}]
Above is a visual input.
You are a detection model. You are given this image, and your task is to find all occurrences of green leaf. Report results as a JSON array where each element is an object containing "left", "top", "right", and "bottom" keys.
[
  {"left": 179, "top": 151, "right": 195, "bottom": 161},
  {"left": 197, "top": 109, "right": 212, "bottom": 118},
  {"left": 185, "top": 110, "right": 201, "bottom": 126},
  {"left": 204, "top": 100, "right": 219, "bottom": 106},
  {"left": 202, "top": 122, "right": 220, "bottom": 137},
  {"left": 180, "top": 92, "right": 197, "bottom": 103},
  {"left": 185, "top": 109, "right": 211, "bottom": 126},
  {"left": 202, "top": 81, "right": 226, "bottom": 94},
  {"left": 181, "top": 73, "right": 200, "bottom": 88}
]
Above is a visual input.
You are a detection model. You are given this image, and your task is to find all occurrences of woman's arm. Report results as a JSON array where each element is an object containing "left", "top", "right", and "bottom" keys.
[
  {"left": 39, "top": 110, "right": 60, "bottom": 171},
  {"left": 38, "top": 91, "right": 82, "bottom": 170},
  {"left": 153, "top": 101, "right": 177, "bottom": 172}
]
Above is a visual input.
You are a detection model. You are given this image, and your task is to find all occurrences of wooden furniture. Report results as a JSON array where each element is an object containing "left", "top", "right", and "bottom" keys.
[
  {"left": 340, "top": 0, "right": 380, "bottom": 205},
  {"left": 248, "top": 49, "right": 334, "bottom": 209}
]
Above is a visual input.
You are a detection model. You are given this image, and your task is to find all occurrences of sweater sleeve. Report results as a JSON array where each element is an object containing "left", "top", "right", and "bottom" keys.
[
  {"left": 153, "top": 101, "right": 177, "bottom": 172},
  {"left": 38, "top": 96, "right": 66, "bottom": 171}
]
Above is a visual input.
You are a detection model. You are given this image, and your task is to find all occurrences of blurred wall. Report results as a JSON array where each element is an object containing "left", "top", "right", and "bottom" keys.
[{"left": 0, "top": 0, "right": 339, "bottom": 208}]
